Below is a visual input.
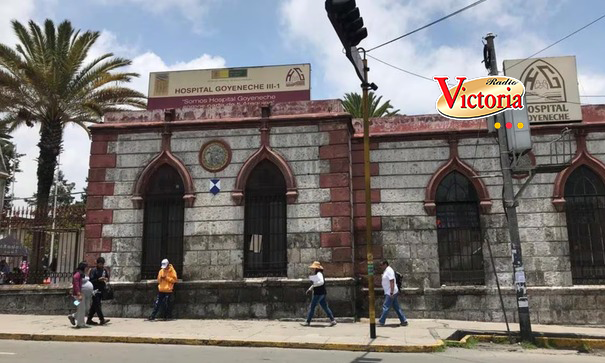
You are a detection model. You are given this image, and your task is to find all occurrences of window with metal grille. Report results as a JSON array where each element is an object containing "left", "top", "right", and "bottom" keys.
[
  {"left": 244, "top": 160, "right": 287, "bottom": 277},
  {"left": 564, "top": 165, "right": 605, "bottom": 284},
  {"left": 141, "top": 164, "right": 185, "bottom": 280},
  {"left": 436, "top": 171, "right": 485, "bottom": 285}
]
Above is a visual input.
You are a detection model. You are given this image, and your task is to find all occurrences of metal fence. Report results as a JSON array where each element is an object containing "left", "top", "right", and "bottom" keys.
[{"left": 0, "top": 205, "right": 85, "bottom": 285}]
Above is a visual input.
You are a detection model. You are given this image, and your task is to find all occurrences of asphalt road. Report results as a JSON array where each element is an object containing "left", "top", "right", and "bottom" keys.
[{"left": 0, "top": 340, "right": 603, "bottom": 363}]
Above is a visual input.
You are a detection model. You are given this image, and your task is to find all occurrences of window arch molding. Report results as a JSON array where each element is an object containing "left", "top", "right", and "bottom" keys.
[
  {"left": 424, "top": 138, "right": 492, "bottom": 215},
  {"left": 552, "top": 131, "right": 605, "bottom": 212},
  {"left": 232, "top": 120, "right": 298, "bottom": 205},
  {"left": 132, "top": 130, "right": 196, "bottom": 209}
]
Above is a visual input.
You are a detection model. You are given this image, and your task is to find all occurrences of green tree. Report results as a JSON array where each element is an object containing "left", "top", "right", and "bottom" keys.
[
  {"left": 27, "top": 170, "right": 76, "bottom": 207},
  {"left": 0, "top": 125, "right": 24, "bottom": 210},
  {"left": 341, "top": 91, "right": 401, "bottom": 118},
  {"left": 0, "top": 19, "right": 146, "bottom": 212}
]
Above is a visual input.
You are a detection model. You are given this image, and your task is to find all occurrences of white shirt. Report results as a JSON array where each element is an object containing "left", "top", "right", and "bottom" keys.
[
  {"left": 382, "top": 266, "right": 398, "bottom": 295},
  {"left": 310, "top": 272, "right": 325, "bottom": 287},
  {"left": 81, "top": 276, "right": 94, "bottom": 293}
]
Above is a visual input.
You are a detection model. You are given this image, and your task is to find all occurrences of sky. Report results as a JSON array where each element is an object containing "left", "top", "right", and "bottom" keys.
[{"left": 1, "top": 0, "right": 605, "bottom": 205}]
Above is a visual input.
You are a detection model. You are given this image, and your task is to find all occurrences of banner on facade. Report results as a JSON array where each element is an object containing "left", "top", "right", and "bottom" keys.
[
  {"left": 503, "top": 56, "right": 582, "bottom": 123},
  {"left": 147, "top": 64, "right": 311, "bottom": 110}
]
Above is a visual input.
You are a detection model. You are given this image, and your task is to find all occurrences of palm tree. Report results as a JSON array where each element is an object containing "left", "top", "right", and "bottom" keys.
[
  {"left": 0, "top": 19, "right": 145, "bottom": 209},
  {"left": 0, "top": 19, "right": 146, "bottom": 273},
  {"left": 341, "top": 91, "right": 401, "bottom": 118}
]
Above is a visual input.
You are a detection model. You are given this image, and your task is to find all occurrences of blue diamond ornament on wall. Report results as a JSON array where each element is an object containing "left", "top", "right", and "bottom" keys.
[{"left": 210, "top": 179, "right": 221, "bottom": 195}]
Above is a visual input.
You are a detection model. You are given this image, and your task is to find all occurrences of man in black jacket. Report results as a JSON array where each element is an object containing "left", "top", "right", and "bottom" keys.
[{"left": 87, "top": 257, "right": 111, "bottom": 325}]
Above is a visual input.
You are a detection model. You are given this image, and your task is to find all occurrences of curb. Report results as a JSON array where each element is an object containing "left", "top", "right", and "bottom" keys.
[
  {"left": 0, "top": 333, "right": 445, "bottom": 353},
  {"left": 454, "top": 334, "right": 605, "bottom": 350}
]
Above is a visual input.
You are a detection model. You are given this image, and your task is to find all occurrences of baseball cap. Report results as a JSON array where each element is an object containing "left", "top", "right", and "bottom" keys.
[{"left": 161, "top": 259, "right": 169, "bottom": 268}]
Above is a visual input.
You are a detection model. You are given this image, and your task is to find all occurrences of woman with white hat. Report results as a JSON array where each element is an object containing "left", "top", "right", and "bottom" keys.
[{"left": 301, "top": 261, "right": 337, "bottom": 326}]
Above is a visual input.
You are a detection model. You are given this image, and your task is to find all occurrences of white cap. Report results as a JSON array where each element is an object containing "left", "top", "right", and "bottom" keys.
[{"left": 161, "top": 259, "right": 169, "bottom": 268}]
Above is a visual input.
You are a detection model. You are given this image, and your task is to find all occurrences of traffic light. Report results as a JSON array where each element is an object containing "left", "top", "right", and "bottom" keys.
[{"left": 325, "top": 0, "right": 368, "bottom": 48}]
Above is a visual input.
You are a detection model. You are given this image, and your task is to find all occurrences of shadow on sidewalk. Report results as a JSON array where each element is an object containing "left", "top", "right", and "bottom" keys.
[{"left": 351, "top": 352, "right": 382, "bottom": 363}]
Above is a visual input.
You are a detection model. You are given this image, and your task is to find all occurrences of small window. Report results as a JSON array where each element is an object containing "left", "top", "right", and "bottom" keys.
[
  {"left": 244, "top": 160, "right": 287, "bottom": 277},
  {"left": 436, "top": 171, "right": 485, "bottom": 285},
  {"left": 565, "top": 166, "right": 605, "bottom": 284}
]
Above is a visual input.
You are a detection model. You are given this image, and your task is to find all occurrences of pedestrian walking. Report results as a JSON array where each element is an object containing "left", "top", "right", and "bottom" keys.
[
  {"left": 378, "top": 260, "right": 408, "bottom": 327},
  {"left": 147, "top": 259, "right": 177, "bottom": 321},
  {"left": 68, "top": 261, "right": 93, "bottom": 328},
  {"left": 87, "top": 257, "right": 111, "bottom": 326},
  {"left": 300, "top": 261, "right": 337, "bottom": 327}
]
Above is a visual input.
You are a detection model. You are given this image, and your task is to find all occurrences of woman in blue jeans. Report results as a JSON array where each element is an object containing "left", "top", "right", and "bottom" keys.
[{"left": 301, "top": 261, "right": 337, "bottom": 326}]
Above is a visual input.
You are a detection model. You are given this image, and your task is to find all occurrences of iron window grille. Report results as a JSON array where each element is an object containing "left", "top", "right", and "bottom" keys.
[
  {"left": 141, "top": 164, "right": 184, "bottom": 280},
  {"left": 436, "top": 171, "right": 485, "bottom": 285},
  {"left": 565, "top": 165, "right": 605, "bottom": 284}
]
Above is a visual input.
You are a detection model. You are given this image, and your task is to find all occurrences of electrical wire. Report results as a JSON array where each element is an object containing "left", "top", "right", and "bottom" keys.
[
  {"left": 366, "top": 0, "right": 487, "bottom": 52},
  {"left": 366, "top": 54, "right": 435, "bottom": 82},
  {"left": 504, "top": 13, "right": 605, "bottom": 72}
]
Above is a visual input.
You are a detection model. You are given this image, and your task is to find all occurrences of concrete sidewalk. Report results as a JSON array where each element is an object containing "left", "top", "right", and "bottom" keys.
[{"left": 0, "top": 314, "right": 604, "bottom": 352}]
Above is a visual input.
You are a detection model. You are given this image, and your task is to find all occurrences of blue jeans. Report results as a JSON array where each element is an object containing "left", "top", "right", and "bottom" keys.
[
  {"left": 150, "top": 292, "right": 173, "bottom": 319},
  {"left": 306, "top": 294, "right": 335, "bottom": 323},
  {"left": 378, "top": 293, "right": 407, "bottom": 325}
]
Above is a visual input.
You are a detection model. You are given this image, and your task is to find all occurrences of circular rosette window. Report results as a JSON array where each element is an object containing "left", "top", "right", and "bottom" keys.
[{"left": 199, "top": 140, "right": 232, "bottom": 173}]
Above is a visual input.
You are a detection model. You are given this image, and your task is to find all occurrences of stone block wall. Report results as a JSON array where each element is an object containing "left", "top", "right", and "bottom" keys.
[{"left": 0, "top": 279, "right": 356, "bottom": 320}]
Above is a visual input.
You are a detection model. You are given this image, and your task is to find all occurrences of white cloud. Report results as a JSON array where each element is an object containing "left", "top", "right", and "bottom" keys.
[
  {"left": 0, "top": 0, "right": 35, "bottom": 45},
  {"left": 94, "top": 0, "right": 216, "bottom": 34},
  {"left": 7, "top": 27, "right": 226, "bottom": 206},
  {"left": 279, "top": 0, "right": 570, "bottom": 115}
]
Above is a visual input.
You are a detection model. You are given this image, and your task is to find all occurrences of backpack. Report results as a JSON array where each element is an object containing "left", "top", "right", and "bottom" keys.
[{"left": 395, "top": 271, "right": 403, "bottom": 290}]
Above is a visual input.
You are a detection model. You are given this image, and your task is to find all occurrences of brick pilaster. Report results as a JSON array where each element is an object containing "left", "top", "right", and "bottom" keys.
[
  {"left": 318, "top": 122, "right": 354, "bottom": 277},
  {"left": 84, "top": 132, "right": 117, "bottom": 266},
  {"left": 350, "top": 140, "right": 383, "bottom": 282}
]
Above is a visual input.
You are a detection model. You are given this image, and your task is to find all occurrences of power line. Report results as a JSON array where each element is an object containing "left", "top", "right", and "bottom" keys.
[
  {"left": 580, "top": 95, "right": 605, "bottom": 98},
  {"left": 367, "top": 0, "right": 487, "bottom": 52},
  {"left": 366, "top": 54, "right": 435, "bottom": 82},
  {"left": 505, "top": 13, "right": 605, "bottom": 71}
]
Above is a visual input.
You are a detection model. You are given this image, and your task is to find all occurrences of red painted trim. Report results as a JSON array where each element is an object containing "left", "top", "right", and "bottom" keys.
[
  {"left": 232, "top": 120, "right": 298, "bottom": 205},
  {"left": 552, "top": 131, "right": 605, "bottom": 211},
  {"left": 424, "top": 138, "right": 492, "bottom": 215},
  {"left": 132, "top": 129, "right": 196, "bottom": 208},
  {"left": 198, "top": 139, "right": 232, "bottom": 173}
]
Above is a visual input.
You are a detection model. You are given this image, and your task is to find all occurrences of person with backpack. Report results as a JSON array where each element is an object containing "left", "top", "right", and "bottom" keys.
[
  {"left": 87, "top": 256, "right": 111, "bottom": 326},
  {"left": 300, "top": 261, "right": 337, "bottom": 326},
  {"left": 378, "top": 260, "right": 408, "bottom": 327}
]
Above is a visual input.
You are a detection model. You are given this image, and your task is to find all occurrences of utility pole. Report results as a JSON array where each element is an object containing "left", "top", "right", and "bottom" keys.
[
  {"left": 325, "top": 0, "right": 376, "bottom": 338},
  {"left": 361, "top": 54, "right": 377, "bottom": 339},
  {"left": 485, "top": 33, "right": 533, "bottom": 342}
]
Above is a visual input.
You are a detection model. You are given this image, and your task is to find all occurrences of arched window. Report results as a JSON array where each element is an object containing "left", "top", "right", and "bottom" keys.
[
  {"left": 141, "top": 164, "right": 185, "bottom": 279},
  {"left": 244, "top": 160, "right": 287, "bottom": 277},
  {"left": 565, "top": 165, "right": 605, "bottom": 284},
  {"left": 436, "top": 171, "right": 485, "bottom": 285}
]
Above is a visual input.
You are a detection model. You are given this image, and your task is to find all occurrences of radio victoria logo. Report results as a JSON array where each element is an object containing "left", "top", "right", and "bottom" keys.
[{"left": 434, "top": 75, "right": 526, "bottom": 126}]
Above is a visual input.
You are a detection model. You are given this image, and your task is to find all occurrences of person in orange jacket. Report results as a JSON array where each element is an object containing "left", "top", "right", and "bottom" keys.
[{"left": 147, "top": 259, "right": 177, "bottom": 321}]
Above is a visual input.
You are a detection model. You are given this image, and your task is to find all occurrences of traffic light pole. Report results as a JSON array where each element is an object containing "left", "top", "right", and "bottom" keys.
[
  {"left": 360, "top": 53, "right": 377, "bottom": 339},
  {"left": 485, "top": 33, "right": 533, "bottom": 342}
]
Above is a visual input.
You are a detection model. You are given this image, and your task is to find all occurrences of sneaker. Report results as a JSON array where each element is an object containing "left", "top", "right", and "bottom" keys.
[
  {"left": 379, "top": 322, "right": 385, "bottom": 327},
  {"left": 86, "top": 320, "right": 99, "bottom": 325},
  {"left": 68, "top": 315, "right": 76, "bottom": 326},
  {"left": 330, "top": 320, "right": 337, "bottom": 326},
  {"left": 401, "top": 321, "right": 409, "bottom": 327},
  {"left": 300, "top": 322, "right": 310, "bottom": 326},
  {"left": 146, "top": 316, "right": 155, "bottom": 321},
  {"left": 100, "top": 319, "right": 110, "bottom": 325}
]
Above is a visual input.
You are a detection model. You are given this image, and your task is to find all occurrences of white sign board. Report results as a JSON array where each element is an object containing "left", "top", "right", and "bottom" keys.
[
  {"left": 147, "top": 64, "right": 310, "bottom": 110},
  {"left": 503, "top": 56, "right": 582, "bottom": 123}
]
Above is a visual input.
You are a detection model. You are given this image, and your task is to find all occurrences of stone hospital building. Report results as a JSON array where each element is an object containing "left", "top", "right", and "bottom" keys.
[{"left": 81, "top": 100, "right": 605, "bottom": 324}]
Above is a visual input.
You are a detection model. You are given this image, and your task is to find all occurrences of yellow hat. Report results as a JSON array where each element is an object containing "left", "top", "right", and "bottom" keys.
[{"left": 309, "top": 261, "right": 324, "bottom": 270}]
